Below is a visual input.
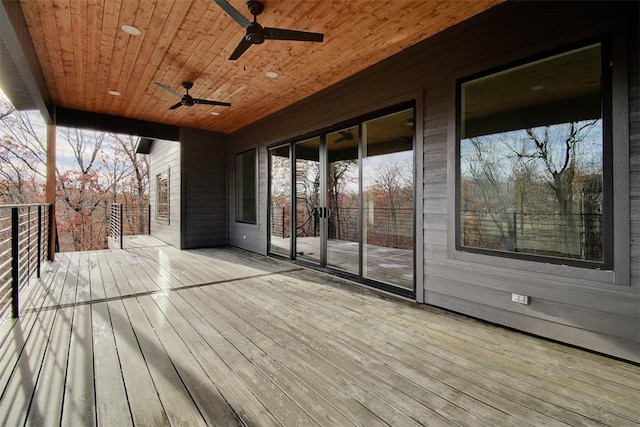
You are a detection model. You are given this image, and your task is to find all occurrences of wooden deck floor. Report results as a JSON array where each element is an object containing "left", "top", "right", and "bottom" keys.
[{"left": 0, "top": 236, "right": 638, "bottom": 426}]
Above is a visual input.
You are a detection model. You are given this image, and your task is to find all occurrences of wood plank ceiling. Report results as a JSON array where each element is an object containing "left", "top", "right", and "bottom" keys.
[{"left": 18, "top": 0, "right": 502, "bottom": 134}]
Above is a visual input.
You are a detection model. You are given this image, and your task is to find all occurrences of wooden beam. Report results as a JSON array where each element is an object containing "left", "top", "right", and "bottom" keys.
[{"left": 55, "top": 107, "right": 180, "bottom": 141}]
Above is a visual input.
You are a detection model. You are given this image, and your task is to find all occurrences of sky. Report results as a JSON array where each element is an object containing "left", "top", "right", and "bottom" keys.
[{"left": 0, "top": 88, "right": 137, "bottom": 174}]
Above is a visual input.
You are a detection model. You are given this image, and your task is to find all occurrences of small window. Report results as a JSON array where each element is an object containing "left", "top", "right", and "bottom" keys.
[
  {"left": 156, "top": 172, "right": 169, "bottom": 222},
  {"left": 457, "top": 42, "right": 611, "bottom": 268},
  {"left": 236, "top": 149, "right": 257, "bottom": 223}
]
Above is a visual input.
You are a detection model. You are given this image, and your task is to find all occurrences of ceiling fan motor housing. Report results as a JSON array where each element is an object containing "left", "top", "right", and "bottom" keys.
[
  {"left": 246, "top": 24, "right": 266, "bottom": 44},
  {"left": 182, "top": 95, "right": 194, "bottom": 106}
]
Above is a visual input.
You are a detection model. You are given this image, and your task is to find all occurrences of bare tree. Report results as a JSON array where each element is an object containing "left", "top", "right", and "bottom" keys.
[
  {"left": 366, "top": 157, "right": 413, "bottom": 248},
  {"left": 328, "top": 159, "right": 357, "bottom": 241},
  {"left": 104, "top": 134, "right": 149, "bottom": 235},
  {"left": 1, "top": 93, "right": 150, "bottom": 251},
  {"left": 55, "top": 128, "right": 109, "bottom": 251},
  {"left": 461, "top": 120, "right": 602, "bottom": 258},
  {"left": 520, "top": 121, "right": 599, "bottom": 255},
  {"left": 0, "top": 101, "right": 46, "bottom": 203}
]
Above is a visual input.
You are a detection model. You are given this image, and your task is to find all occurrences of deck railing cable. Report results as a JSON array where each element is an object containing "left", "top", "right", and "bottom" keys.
[
  {"left": 0, "top": 204, "right": 51, "bottom": 320},
  {"left": 109, "top": 203, "right": 123, "bottom": 249},
  {"left": 109, "top": 203, "right": 151, "bottom": 249}
]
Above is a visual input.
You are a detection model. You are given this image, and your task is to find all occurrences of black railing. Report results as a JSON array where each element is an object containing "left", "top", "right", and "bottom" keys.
[
  {"left": 109, "top": 203, "right": 151, "bottom": 249},
  {"left": 0, "top": 204, "right": 50, "bottom": 320}
]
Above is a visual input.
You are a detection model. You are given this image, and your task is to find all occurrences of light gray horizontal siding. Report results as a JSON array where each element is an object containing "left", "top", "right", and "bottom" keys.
[{"left": 149, "top": 138, "right": 180, "bottom": 248}]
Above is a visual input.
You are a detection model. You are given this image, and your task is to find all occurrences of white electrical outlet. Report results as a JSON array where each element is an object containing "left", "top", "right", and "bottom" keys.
[{"left": 511, "top": 293, "right": 529, "bottom": 305}]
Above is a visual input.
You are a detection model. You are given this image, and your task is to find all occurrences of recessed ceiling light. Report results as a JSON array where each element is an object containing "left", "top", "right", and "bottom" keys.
[
  {"left": 108, "top": 90, "right": 121, "bottom": 96},
  {"left": 121, "top": 25, "right": 141, "bottom": 36},
  {"left": 265, "top": 71, "right": 278, "bottom": 79},
  {"left": 210, "top": 111, "right": 220, "bottom": 116},
  {"left": 531, "top": 85, "right": 544, "bottom": 91}
]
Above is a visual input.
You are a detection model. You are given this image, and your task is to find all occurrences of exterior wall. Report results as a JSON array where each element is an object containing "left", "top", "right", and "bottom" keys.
[
  {"left": 227, "top": 138, "right": 266, "bottom": 252},
  {"left": 180, "top": 127, "right": 228, "bottom": 249},
  {"left": 227, "top": 1, "right": 639, "bottom": 361},
  {"left": 149, "top": 138, "right": 181, "bottom": 248}
]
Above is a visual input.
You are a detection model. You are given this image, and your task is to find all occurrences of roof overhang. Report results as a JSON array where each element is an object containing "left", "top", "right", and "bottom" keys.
[{"left": 0, "top": 0, "right": 52, "bottom": 122}]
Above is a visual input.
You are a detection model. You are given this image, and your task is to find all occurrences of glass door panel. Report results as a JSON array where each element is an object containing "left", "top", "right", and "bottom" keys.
[
  {"left": 326, "top": 126, "right": 359, "bottom": 274},
  {"left": 362, "top": 109, "right": 415, "bottom": 289},
  {"left": 268, "top": 145, "right": 291, "bottom": 257},
  {"left": 294, "top": 137, "right": 322, "bottom": 265}
]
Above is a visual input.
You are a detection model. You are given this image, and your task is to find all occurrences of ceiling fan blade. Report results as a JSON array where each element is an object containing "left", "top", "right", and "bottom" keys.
[
  {"left": 155, "top": 82, "right": 182, "bottom": 98},
  {"left": 229, "top": 37, "right": 253, "bottom": 60},
  {"left": 193, "top": 98, "right": 232, "bottom": 107},
  {"left": 169, "top": 101, "right": 183, "bottom": 110},
  {"left": 264, "top": 27, "right": 324, "bottom": 42},
  {"left": 213, "top": 0, "right": 252, "bottom": 28}
]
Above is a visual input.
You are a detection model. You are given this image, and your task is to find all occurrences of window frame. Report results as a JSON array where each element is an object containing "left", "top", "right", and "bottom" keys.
[
  {"left": 454, "top": 38, "right": 614, "bottom": 270},
  {"left": 235, "top": 148, "right": 258, "bottom": 224},
  {"left": 156, "top": 170, "right": 170, "bottom": 223}
]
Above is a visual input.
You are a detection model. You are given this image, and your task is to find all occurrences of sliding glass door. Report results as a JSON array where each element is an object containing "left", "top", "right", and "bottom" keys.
[
  {"left": 327, "top": 126, "right": 359, "bottom": 275},
  {"left": 268, "top": 145, "right": 291, "bottom": 257},
  {"left": 362, "top": 110, "right": 414, "bottom": 289},
  {"left": 294, "top": 137, "right": 322, "bottom": 265},
  {"left": 268, "top": 104, "right": 415, "bottom": 295}
]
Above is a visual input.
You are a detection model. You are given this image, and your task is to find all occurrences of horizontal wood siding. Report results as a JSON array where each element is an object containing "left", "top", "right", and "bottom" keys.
[
  {"left": 227, "top": 1, "right": 640, "bottom": 361},
  {"left": 149, "top": 139, "right": 180, "bottom": 248},
  {"left": 630, "top": 16, "right": 640, "bottom": 300},
  {"left": 180, "top": 127, "right": 227, "bottom": 249}
]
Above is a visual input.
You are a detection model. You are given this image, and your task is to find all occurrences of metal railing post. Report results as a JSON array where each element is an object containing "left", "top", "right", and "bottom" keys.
[
  {"left": 37, "top": 205, "right": 42, "bottom": 278},
  {"left": 119, "top": 204, "right": 124, "bottom": 249},
  {"left": 11, "top": 207, "right": 19, "bottom": 318},
  {"left": 148, "top": 204, "right": 151, "bottom": 235}
]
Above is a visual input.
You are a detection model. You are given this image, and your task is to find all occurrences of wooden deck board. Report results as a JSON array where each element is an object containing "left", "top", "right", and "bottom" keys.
[
  {"left": 61, "top": 303, "right": 96, "bottom": 426},
  {"left": 192, "top": 285, "right": 448, "bottom": 426},
  {"left": 225, "top": 279, "right": 525, "bottom": 426},
  {"left": 264, "top": 271, "right": 639, "bottom": 425},
  {"left": 108, "top": 298, "right": 171, "bottom": 427},
  {"left": 92, "top": 302, "right": 133, "bottom": 427},
  {"left": 249, "top": 274, "right": 586, "bottom": 426},
  {"left": 0, "top": 236, "right": 637, "bottom": 426},
  {"left": 24, "top": 307, "right": 73, "bottom": 426},
  {"left": 138, "top": 295, "right": 242, "bottom": 426}
]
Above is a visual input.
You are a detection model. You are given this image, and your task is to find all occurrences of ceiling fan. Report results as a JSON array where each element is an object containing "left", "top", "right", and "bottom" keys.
[
  {"left": 155, "top": 81, "right": 231, "bottom": 110},
  {"left": 214, "top": 0, "right": 324, "bottom": 60},
  {"left": 334, "top": 131, "right": 355, "bottom": 143}
]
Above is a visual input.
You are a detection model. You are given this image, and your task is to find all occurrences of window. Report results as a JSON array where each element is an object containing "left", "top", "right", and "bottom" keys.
[
  {"left": 156, "top": 171, "right": 169, "bottom": 222},
  {"left": 457, "top": 42, "right": 611, "bottom": 267},
  {"left": 236, "top": 149, "right": 257, "bottom": 223}
]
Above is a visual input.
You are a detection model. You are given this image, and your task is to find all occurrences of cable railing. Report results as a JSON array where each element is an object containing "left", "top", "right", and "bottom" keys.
[
  {"left": 461, "top": 210, "right": 603, "bottom": 260},
  {"left": 0, "top": 204, "right": 51, "bottom": 321},
  {"left": 109, "top": 203, "right": 123, "bottom": 249},
  {"left": 109, "top": 203, "right": 151, "bottom": 249},
  {"left": 270, "top": 205, "right": 414, "bottom": 249}
]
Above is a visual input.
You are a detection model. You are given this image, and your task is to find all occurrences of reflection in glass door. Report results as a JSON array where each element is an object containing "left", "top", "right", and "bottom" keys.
[
  {"left": 294, "top": 137, "right": 322, "bottom": 265},
  {"left": 267, "top": 105, "right": 415, "bottom": 295},
  {"left": 268, "top": 145, "right": 291, "bottom": 257},
  {"left": 326, "top": 126, "right": 359, "bottom": 275},
  {"left": 362, "top": 109, "right": 414, "bottom": 289}
]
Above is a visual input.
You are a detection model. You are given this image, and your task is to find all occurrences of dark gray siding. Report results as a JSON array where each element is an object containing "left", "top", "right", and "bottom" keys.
[
  {"left": 149, "top": 138, "right": 180, "bottom": 248},
  {"left": 227, "top": 1, "right": 639, "bottom": 361},
  {"left": 180, "top": 127, "right": 228, "bottom": 249}
]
